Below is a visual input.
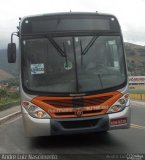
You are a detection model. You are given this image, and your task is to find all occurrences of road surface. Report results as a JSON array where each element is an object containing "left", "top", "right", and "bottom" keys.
[{"left": 0, "top": 104, "right": 145, "bottom": 159}]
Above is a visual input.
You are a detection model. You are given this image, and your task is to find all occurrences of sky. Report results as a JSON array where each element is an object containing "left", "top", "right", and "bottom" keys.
[{"left": 0, "top": 0, "right": 145, "bottom": 49}]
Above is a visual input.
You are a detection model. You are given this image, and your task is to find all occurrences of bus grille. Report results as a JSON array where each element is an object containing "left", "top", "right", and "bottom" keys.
[
  {"left": 31, "top": 91, "right": 122, "bottom": 119},
  {"left": 43, "top": 96, "right": 111, "bottom": 108}
]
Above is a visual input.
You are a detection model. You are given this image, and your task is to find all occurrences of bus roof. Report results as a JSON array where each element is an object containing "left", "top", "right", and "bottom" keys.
[{"left": 20, "top": 12, "right": 116, "bottom": 21}]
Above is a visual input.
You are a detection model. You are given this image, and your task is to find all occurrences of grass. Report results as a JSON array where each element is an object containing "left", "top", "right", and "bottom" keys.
[
  {"left": 0, "top": 100, "right": 20, "bottom": 111},
  {"left": 0, "top": 97, "right": 20, "bottom": 111},
  {"left": 0, "top": 89, "right": 20, "bottom": 111}
]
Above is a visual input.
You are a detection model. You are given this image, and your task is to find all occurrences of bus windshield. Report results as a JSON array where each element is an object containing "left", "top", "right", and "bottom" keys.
[{"left": 22, "top": 35, "right": 126, "bottom": 94}]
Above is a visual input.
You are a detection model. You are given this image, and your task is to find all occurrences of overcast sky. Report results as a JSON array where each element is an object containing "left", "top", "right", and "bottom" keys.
[{"left": 0, "top": 0, "right": 145, "bottom": 49}]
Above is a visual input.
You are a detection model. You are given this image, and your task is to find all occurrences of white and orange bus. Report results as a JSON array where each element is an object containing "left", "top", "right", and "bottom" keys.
[{"left": 8, "top": 12, "right": 131, "bottom": 136}]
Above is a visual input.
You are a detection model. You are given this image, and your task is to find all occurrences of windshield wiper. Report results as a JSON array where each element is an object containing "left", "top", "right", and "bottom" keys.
[
  {"left": 80, "top": 40, "right": 83, "bottom": 65},
  {"left": 47, "top": 36, "right": 70, "bottom": 71},
  {"left": 98, "top": 74, "right": 103, "bottom": 89},
  {"left": 47, "top": 36, "right": 66, "bottom": 57},
  {"left": 63, "top": 42, "right": 69, "bottom": 68},
  {"left": 81, "top": 36, "right": 99, "bottom": 55}
]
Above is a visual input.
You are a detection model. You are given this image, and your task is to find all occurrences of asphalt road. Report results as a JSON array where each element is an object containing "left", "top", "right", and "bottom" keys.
[{"left": 0, "top": 104, "right": 145, "bottom": 159}]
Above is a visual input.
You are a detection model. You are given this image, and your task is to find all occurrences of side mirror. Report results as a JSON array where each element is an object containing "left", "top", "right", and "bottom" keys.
[{"left": 7, "top": 43, "right": 16, "bottom": 63}]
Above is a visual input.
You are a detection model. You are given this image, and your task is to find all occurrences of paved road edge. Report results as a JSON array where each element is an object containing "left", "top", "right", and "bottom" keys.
[
  {"left": 131, "top": 100, "right": 145, "bottom": 107},
  {"left": 0, "top": 111, "right": 21, "bottom": 125}
]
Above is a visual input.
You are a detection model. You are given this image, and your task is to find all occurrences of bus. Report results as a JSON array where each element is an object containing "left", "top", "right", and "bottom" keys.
[{"left": 8, "top": 12, "right": 131, "bottom": 137}]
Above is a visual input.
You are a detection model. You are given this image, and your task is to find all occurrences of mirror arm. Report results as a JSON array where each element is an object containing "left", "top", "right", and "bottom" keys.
[{"left": 11, "top": 32, "right": 19, "bottom": 43}]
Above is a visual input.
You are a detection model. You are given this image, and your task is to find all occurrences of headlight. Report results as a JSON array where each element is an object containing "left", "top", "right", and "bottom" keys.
[
  {"left": 118, "top": 99, "right": 126, "bottom": 105},
  {"left": 22, "top": 101, "right": 50, "bottom": 119},
  {"left": 107, "top": 94, "right": 130, "bottom": 114},
  {"left": 107, "top": 105, "right": 125, "bottom": 113}
]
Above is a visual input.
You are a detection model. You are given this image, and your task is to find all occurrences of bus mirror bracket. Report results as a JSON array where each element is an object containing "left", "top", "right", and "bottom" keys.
[{"left": 7, "top": 32, "right": 19, "bottom": 63}]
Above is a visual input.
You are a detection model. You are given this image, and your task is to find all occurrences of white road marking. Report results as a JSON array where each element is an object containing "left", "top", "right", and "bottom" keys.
[{"left": 131, "top": 123, "right": 145, "bottom": 130}]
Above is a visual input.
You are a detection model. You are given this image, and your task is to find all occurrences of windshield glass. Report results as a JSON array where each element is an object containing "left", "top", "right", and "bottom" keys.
[{"left": 22, "top": 35, "right": 126, "bottom": 94}]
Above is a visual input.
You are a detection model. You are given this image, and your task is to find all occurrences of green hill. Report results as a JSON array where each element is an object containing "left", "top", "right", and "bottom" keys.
[{"left": 125, "top": 43, "right": 145, "bottom": 76}]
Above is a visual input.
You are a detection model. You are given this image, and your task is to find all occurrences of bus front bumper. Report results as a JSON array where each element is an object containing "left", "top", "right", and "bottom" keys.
[{"left": 22, "top": 107, "right": 131, "bottom": 137}]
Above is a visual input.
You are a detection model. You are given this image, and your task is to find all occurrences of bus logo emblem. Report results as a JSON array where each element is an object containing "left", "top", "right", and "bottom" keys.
[{"left": 75, "top": 109, "right": 83, "bottom": 117}]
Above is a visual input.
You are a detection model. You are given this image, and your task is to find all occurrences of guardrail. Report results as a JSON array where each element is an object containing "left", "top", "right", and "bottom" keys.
[{"left": 130, "top": 94, "right": 145, "bottom": 101}]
